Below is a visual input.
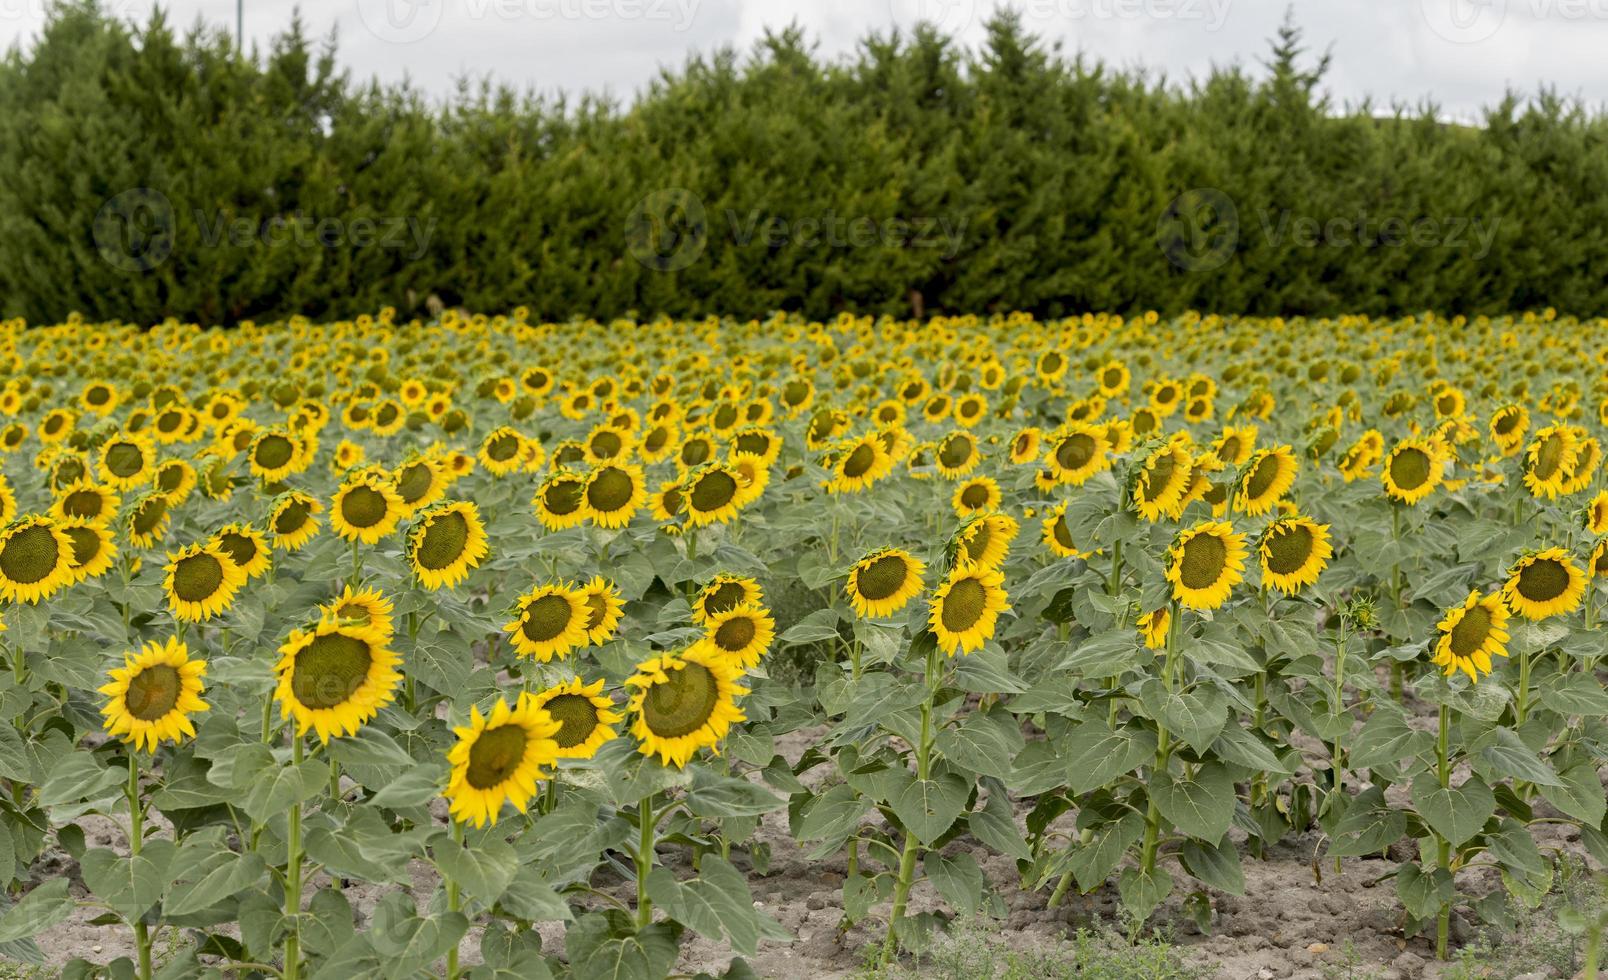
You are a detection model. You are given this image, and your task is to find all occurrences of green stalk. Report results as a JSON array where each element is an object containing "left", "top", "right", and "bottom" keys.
[
  {"left": 883, "top": 642, "right": 939, "bottom": 963},
  {"left": 1435, "top": 703, "right": 1451, "bottom": 961},
  {"left": 446, "top": 820, "right": 463, "bottom": 980},
  {"left": 1140, "top": 603, "right": 1180, "bottom": 881},
  {"left": 1107, "top": 537, "right": 1124, "bottom": 595},
  {"left": 1390, "top": 504, "right": 1405, "bottom": 701},
  {"left": 636, "top": 794, "right": 655, "bottom": 928},
  {"left": 1331, "top": 622, "right": 1350, "bottom": 874},
  {"left": 128, "top": 752, "right": 152, "bottom": 980},
  {"left": 284, "top": 736, "right": 304, "bottom": 980}
]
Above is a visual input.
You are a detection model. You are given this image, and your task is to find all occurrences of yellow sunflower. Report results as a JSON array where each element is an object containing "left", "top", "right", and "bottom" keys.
[
  {"left": 1257, "top": 516, "right": 1333, "bottom": 595},
  {"left": 845, "top": 547, "right": 925, "bottom": 618},
  {"left": 582, "top": 464, "right": 646, "bottom": 529},
  {"left": 60, "top": 519, "right": 117, "bottom": 583},
  {"left": 407, "top": 501, "right": 489, "bottom": 590},
  {"left": 51, "top": 479, "right": 119, "bottom": 526},
  {"left": 693, "top": 575, "right": 764, "bottom": 626},
  {"left": 392, "top": 455, "right": 448, "bottom": 516},
  {"left": 0, "top": 516, "right": 76, "bottom": 603},
  {"left": 951, "top": 476, "right": 1002, "bottom": 516},
  {"left": 578, "top": 576, "right": 624, "bottom": 645},
  {"left": 935, "top": 431, "right": 982, "bottom": 479},
  {"left": 829, "top": 434, "right": 894, "bottom": 493},
  {"left": 247, "top": 428, "right": 303, "bottom": 483},
  {"left": 269, "top": 491, "right": 322, "bottom": 552},
  {"left": 1381, "top": 438, "right": 1445, "bottom": 505},
  {"left": 1044, "top": 424, "right": 1111, "bottom": 487},
  {"left": 1522, "top": 425, "right": 1577, "bottom": 500},
  {"left": 1501, "top": 547, "right": 1586, "bottom": 620},
  {"left": 698, "top": 604, "right": 775, "bottom": 670},
  {"left": 124, "top": 491, "right": 171, "bottom": 549},
  {"left": 97, "top": 433, "right": 157, "bottom": 490},
  {"left": 330, "top": 475, "right": 405, "bottom": 544},
  {"left": 163, "top": 542, "right": 247, "bottom": 622},
  {"left": 1132, "top": 443, "right": 1192, "bottom": 521},
  {"left": 1587, "top": 490, "right": 1608, "bottom": 536},
  {"left": 953, "top": 512, "right": 1019, "bottom": 572},
  {"left": 532, "top": 472, "right": 588, "bottom": 531},
  {"left": 929, "top": 564, "right": 1010, "bottom": 655},
  {"left": 504, "top": 584, "right": 590, "bottom": 661},
  {"left": 626, "top": 646, "right": 748, "bottom": 768},
  {"left": 1431, "top": 590, "right": 1509, "bottom": 683},
  {"left": 98, "top": 637, "right": 208, "bottom": 752},
  {"left": 478, "top": 426, "right": 528, "bottom": 476},
  {"left": 444, "top": 692, "right": 562, "bottom": 828},
  {"left": 1166, "top": 521, "right": 1248, "bottom": 610},
  {"left": 1236, "top": 445, "right": 1297, "bottom": 516},
  {"left": 1137, "top": 608, "right": 1171, "bottom": 650},
  {"left": 683, "top": 464, "right": 746, "bottom": 526},
  {"left": 318, "top": 585, "right": 395, "bottom": 639},
  {"left": 528, "top": 677, "right": 621, "bottom": 760},
  {"left": 1041, "top": 502, "right": 1094, "bottom": 560},
  {"left": 273, "top": 621, "right": 402, "bottom": 743},
  {"left": 210, "top": 523, "right": 272, "bottom": 580}
]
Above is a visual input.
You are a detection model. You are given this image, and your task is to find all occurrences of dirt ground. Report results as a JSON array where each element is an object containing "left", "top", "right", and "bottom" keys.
[{"left": 17, "top": 727, "right": 1598, "bottom": 980}]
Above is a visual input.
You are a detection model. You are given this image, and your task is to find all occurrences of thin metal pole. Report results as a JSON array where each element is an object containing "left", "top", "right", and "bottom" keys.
[{"left": 237, "top": 0, "right": 243, "bottom": 52}]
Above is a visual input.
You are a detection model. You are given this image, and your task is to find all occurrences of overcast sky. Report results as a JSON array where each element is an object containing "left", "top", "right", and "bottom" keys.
[{"left": 4, "top": 0, "right": 1606, "bottom": 119}]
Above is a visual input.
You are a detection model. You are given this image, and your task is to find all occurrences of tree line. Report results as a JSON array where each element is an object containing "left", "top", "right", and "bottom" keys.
[{"left": 3, "top": 2, "right": 1605, "bottom": 325}]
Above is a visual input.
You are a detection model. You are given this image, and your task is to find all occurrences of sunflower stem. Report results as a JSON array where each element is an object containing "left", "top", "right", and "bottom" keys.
[
  {"left": 635, "top": 793, "right": 655, "bottom": 928},
  {"left": 1435, "top": 702, "right": 1452, "bottom": 961},
  {"left": 446, "top": 820, "right": 463, "bottom": 980},
  {"left": 127, "top": 751, "right": 153, "bottom": 980},
  {"left": 283, "top": 736, "right": 304, "bottom": 980},
  {"left": 1106, "top": 537, "right": 1124, "bottom": 595},
  {"left": 1141, "top": 602, "right": 1180, "bottom": 884},
  {"left": 882, "top": 641, "right": 939, "bottom": 964}
]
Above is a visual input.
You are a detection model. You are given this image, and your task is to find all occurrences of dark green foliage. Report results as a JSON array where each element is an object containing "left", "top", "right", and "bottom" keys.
[{"left": 3, "top": 2, "right": 1607, "bottom": 325}]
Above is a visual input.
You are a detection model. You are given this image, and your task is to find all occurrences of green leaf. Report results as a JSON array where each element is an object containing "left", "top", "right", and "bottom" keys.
[
  {"left": 80, "top": 842, "right": 177, "bottom": 919},
  {"left": 498, "top": 874, "right": 572, "bottom": 923},
  {"left": 1410, "top": 773, "right": 1495, "bottom": 848},
  {"left": 1349, "top": 709, "right": 1433, "bottom": 771},
  {"left": 38, "top": 752, "right": 124, "bottom": 808},
  {"left": 166, "top": 845, "right": 267, "bottom": 916},
  {"left": 0, "top": 879, "right": 73, "bottom": 943},
  {"left": 646, "top": 856, "right": 782, "bottom": 957},
  {"left": 1485, "top": 819, "right": 1547, "bottom": 876},
  {"left": 1541, "top": 673, "right": 1608, "bottom": 717},
  {"left": 1062, "top": 721, "right": 1156, "bottom": 795},
  {"left": 1211, "top": 723, "right": 1292, "bottom": 775},
  {"left": 366, "top": 766, "right": 446, "bottom": 809},
  {"left": 934, "top": 709, "right": 1023, "bottom": 779},
  {"left": 778, "top": 609, "right": 843, "bottom": 645},
  {"left": 1137, "top": 680, "right": 1227, "bottom": 755},
  {"left": 1397, "top": 862, "right": 1454, "bottom": 920},
  {"left": 1327, "top": 789, "right": 1407, "bottom": 857},
  {"left": 796, "top": 784, "right": 871, "bottom": 855},
  {"left": 684, "top": 770, "right": 786, "bottom": 819},
  {"left": 1064, "top": 811, "right": 1144, "bottom": 894},
  {"left": 432, "top": 832, "right": 517, "bottom": 906},
  {"left": 1057, "top": 629, "right": 1143, "bottom": 676},
  {"left": 923, "top": 851, "right": 985, "bottom": 916},
  {"left": 565, "top": 910, "right": 681, "bottom": 980},
  {"left": 329, "top": 728, "right": 417, "bottom": 769},
  {"left": 1150, "top": 763, "right": 1235, "bottom": 843},
  {"left": 967, "top": 787, "right": 1031, "bottom": 862},
  {"left": 1118, "top": 864, "right": 1172, "bottom": 921},
  {"left": 1537, "top": 763, "right": 1608, "bottom": 827},
  {"left": 370, "top": 892, "right": 469, "bottom": 976},
  {"left": 1473, "top": 728, "right": 1561, "bottom": 787},
  {"left": 885, "top": 770, "right": 969, "bottom": 846},
  {"left": 1180, "top": 836, "right": 1244, "bottom": 896},
  {"left": 952, "top": 646, "right": 1027, "bottom": 694}
]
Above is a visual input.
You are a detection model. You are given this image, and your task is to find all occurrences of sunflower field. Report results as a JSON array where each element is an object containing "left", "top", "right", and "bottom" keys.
[{"left": 0, "top": 308, "right": 1604, "bottom": 979}]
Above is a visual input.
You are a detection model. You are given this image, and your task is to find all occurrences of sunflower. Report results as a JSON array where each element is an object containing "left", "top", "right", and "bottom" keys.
[
  {"left": 269, "top": 491, "right": 322, "bottom": 552},
  {"left": 1009, "top": 427, "right": 1043, "bottom": 465},
  {"left": 829, "top": 434, "right": 894, "bottom": 493},
  {"left": 953, "top": 512, "right": 1019, "bottom": 571},
  {"left": 124, "top": 492, "right": 171, "bottom": 549},
  {"left": 533, "top": 472, "right": 587, "bottom": 531},
  {"left": 0, "top": 477, "right": 12, "bottom": 528},
  {"left": 444, "top": 692, "right": 561, "bottom": 828},
  {"left": 407, "top": 501, "right": 489, "bottom": 590},
  {"left": 1587, "top": 490, "right": 1608, "bottom": 536},
  {"left": 163, "top": 542, "right": 247, "bottom": 622},
  {"left": 1137, "top": 608, "right": 1171, "bottom": 650},
  {"left": 0, "top": 516, "right": 75, "bottom": 603},
  {"left": 846, "top": 547, "right": 925, "bottom": 619},
  {"left": 98, "top": 637, "right": 208, "bottom": 752},
  {"left": 1236, "top": 445, "right": 1298, "bottom": 516},
  {"left": 1131, "top": 443, "right": 1192, "bottom": 521},
  {"left": 935, "top": 431, "right": 982, "bottom": 479},
  {"left": 330, "top": 475, "right": 404, "bottom": 545},
  {"left": 1381, "top": 438, "right": 1445, "bottom": 505},
  {"left": 1489, "top": 404, "right": 1529, "bottom": 456},
  {"left": 319, "top": 584, "right": 396, "bottom": 638},
  {"left": 247, "top": 429, "right": 303, "bottom": 483},
  {"left": 574, "top": 463, "right": 643, "bottom": 529},
  {"left": 650, "top": 481, "right": 686, "bottom": 523},
  {"left": 1041, "top": 502, "right": 1093, "bottom": 559},
  {"left": 1096, "top": 360, "right": 1130, "bottom": 397},
  {"left": 50, "top": 479, "right": 119, "bottom": 526},
  {"left": 524, "top": 678, "right": 619, "bottom": 761},
  {"left": 60, "top": 519, "right": 117, "bottom": 583},
  {"left": 578, "top": 576, "right": 624, "bottom": 645},
  {"left": 1045, "top": 424, "right": 1111, "bottom": 486},
  {"left": 1425, "top": 590, "right": 1510, "bottom": 683},
  {"left": 951, "top": 476, "right": 1001, "bottom": 516},
  {"left": 1522, "top": 425, "right": 1577, "bottom": 499},
  {"left": 504, "top": 584, "right": 590, "bottom": 661},
  {"left": 1501, "top": 548, "right": 1586, "bottom": 620},
  {"left": 153, "top": 459, "right": 197, "bottom": 504},
  {"left": 1258, "top": 516, "right": 1332, "bottom": 595},
  {"left": 1166, "top": 521, "right": 1248, "bottom": 610},
  {"left": 929, "top": 564, "right": 1010, "bottom": 656},
  {"left": 683, "top": 464, "right": 746, "bottom": 526},
  {"left": 626, "top": 646, "right": 748, "bottom": 768},
  {"left": 98, "top": 433, "right": 156, "bottom": 490},
  {"left": 392, "top": 455, "right": 448, "bottom": 516},
  {"left": 274, "top": 621, "right": 402, "bottom": 743},
  {"left": 209, "top": 523, "right": 271, "bottom": 580},
  {"left": 693, "top": 575, "right": 764, "bottom": 625},
  {"left": 1561, "top": 436, "right": 1600, "bottom": 495},
  {"left": 728, "top": 452, "right": 771, "bottom": 507},
  {"left": 479, "top": 426, "right": 528, "bottom": 476}
]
